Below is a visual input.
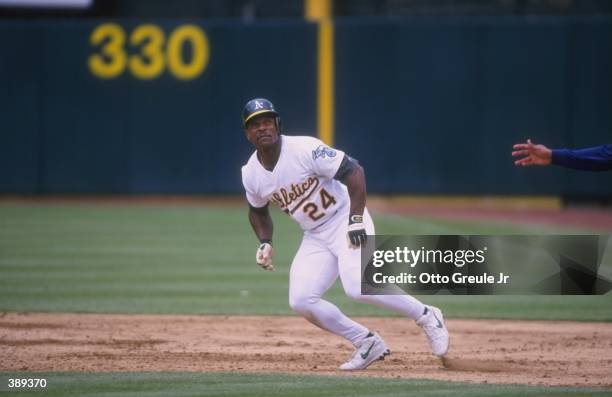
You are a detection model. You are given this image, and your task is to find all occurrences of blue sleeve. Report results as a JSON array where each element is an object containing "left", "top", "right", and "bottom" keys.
[{"left": 551, "top": 144, "right": 612, "bottom": 171}]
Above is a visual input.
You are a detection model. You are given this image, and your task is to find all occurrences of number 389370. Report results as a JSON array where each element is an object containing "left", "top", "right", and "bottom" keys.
[
  {"left": 8, "top": 378, "right": 47, "bottom": 388},
  {"left": 88, "top": 23, "right": 210, "bottom": 81}
]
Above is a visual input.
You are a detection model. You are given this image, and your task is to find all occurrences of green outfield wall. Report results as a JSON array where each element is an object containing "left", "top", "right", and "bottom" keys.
[{"left": 0, "top": 17, "right": 610, "bottom": 195}]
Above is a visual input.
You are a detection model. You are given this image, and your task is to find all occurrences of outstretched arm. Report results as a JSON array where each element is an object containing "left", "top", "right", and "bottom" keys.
[{"left": 512, "top": 139, "right": 612, "bottom": 171}]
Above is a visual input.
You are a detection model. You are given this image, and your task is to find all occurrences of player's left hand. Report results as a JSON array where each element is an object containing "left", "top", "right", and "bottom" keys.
[{"left": 348, "top": 215, "right": 367, "bottom": 249}]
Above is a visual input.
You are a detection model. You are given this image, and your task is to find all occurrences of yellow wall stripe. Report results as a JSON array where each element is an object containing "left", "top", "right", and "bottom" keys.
[
  {"left": 305, "top": 0, "right": 331, "bottom": 21},
  {"left": 318, "top": 19, "right": 334, "bottom": 146},
  {"left": 305, "top": 0, "right": 334, "bottom": 146}
]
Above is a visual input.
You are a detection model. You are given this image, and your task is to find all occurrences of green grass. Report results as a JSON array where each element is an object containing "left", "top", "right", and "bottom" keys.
[
  {"left": 0, "top": 204, "right": 610, "bottom": 320},
  {"left": 0, "top": 372, "right": 609, "bottom": 397}
]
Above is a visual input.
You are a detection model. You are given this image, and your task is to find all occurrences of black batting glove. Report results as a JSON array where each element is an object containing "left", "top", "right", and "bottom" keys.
[{"left": 347, "top": 214, "right": 367, "bottom": 249}]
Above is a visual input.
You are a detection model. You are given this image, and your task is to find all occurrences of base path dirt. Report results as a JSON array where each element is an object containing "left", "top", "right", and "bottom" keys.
[{"left": 1, "top": 313, "right": 611, "bottom": 388}]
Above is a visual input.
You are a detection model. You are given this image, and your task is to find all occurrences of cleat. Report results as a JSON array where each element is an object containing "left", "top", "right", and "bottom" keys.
[
  {"left": 339, "top": 332, "right": 390, "bottom": 370},
  {"left": 416, "top": 306, "right": 449, "bottom": 356}
]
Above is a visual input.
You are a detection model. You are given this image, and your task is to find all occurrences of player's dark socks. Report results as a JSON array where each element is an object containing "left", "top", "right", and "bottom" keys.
[{"left": 423, "top": 307, "right": 428, "bottom": 316}]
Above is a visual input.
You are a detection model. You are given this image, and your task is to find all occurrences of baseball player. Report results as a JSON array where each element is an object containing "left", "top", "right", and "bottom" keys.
[{"left": 240, "top": 98, "right": 449, "bottom": 370}]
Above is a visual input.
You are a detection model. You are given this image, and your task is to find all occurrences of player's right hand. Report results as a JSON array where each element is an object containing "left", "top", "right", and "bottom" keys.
[{"left": 256, "top": 243, "right": 274, "bottom": 271}]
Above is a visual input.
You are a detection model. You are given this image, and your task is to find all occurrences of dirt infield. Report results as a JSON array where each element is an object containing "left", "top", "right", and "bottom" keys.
[{"left": 1, "top": 313, "right": 611, "bottom": 388}]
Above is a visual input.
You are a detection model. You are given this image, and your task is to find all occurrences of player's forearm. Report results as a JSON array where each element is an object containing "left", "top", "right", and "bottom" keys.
[
  {"left": 343, "top": 166, "right": 367, "bottom": 216},
  {"left": 248, "top": 207, "right": 274, "bottom": 243}
]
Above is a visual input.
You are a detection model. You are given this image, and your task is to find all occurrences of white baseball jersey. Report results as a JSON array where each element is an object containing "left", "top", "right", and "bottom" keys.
[{"left": 241, "top": 135, "right": 349, "bottom": 232}]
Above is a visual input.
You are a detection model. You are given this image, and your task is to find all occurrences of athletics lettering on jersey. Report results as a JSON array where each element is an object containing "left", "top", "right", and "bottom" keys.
[
  {"left": 242, "top": 135, "right": 349, "bottom": 231},
  {"left": 269, "top": 177, "right": 320, "bottom": 213}
]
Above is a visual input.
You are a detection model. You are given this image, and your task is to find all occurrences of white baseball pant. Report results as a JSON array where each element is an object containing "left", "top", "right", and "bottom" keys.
[{"left": 288, "top": 208, "right": 426, "bottom": 344}]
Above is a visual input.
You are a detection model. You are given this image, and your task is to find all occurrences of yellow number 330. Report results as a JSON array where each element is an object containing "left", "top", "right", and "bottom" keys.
[{"left": 88, "top": 23, "right": 209, "bottom": 81}]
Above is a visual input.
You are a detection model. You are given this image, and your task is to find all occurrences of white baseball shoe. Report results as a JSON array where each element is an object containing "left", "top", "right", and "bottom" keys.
[
  {"left": 339, "top": 332, "right": 390, "bottom": 371},
  {"left": 416, "top": 306, "right": 449, "bottom": 357}
]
